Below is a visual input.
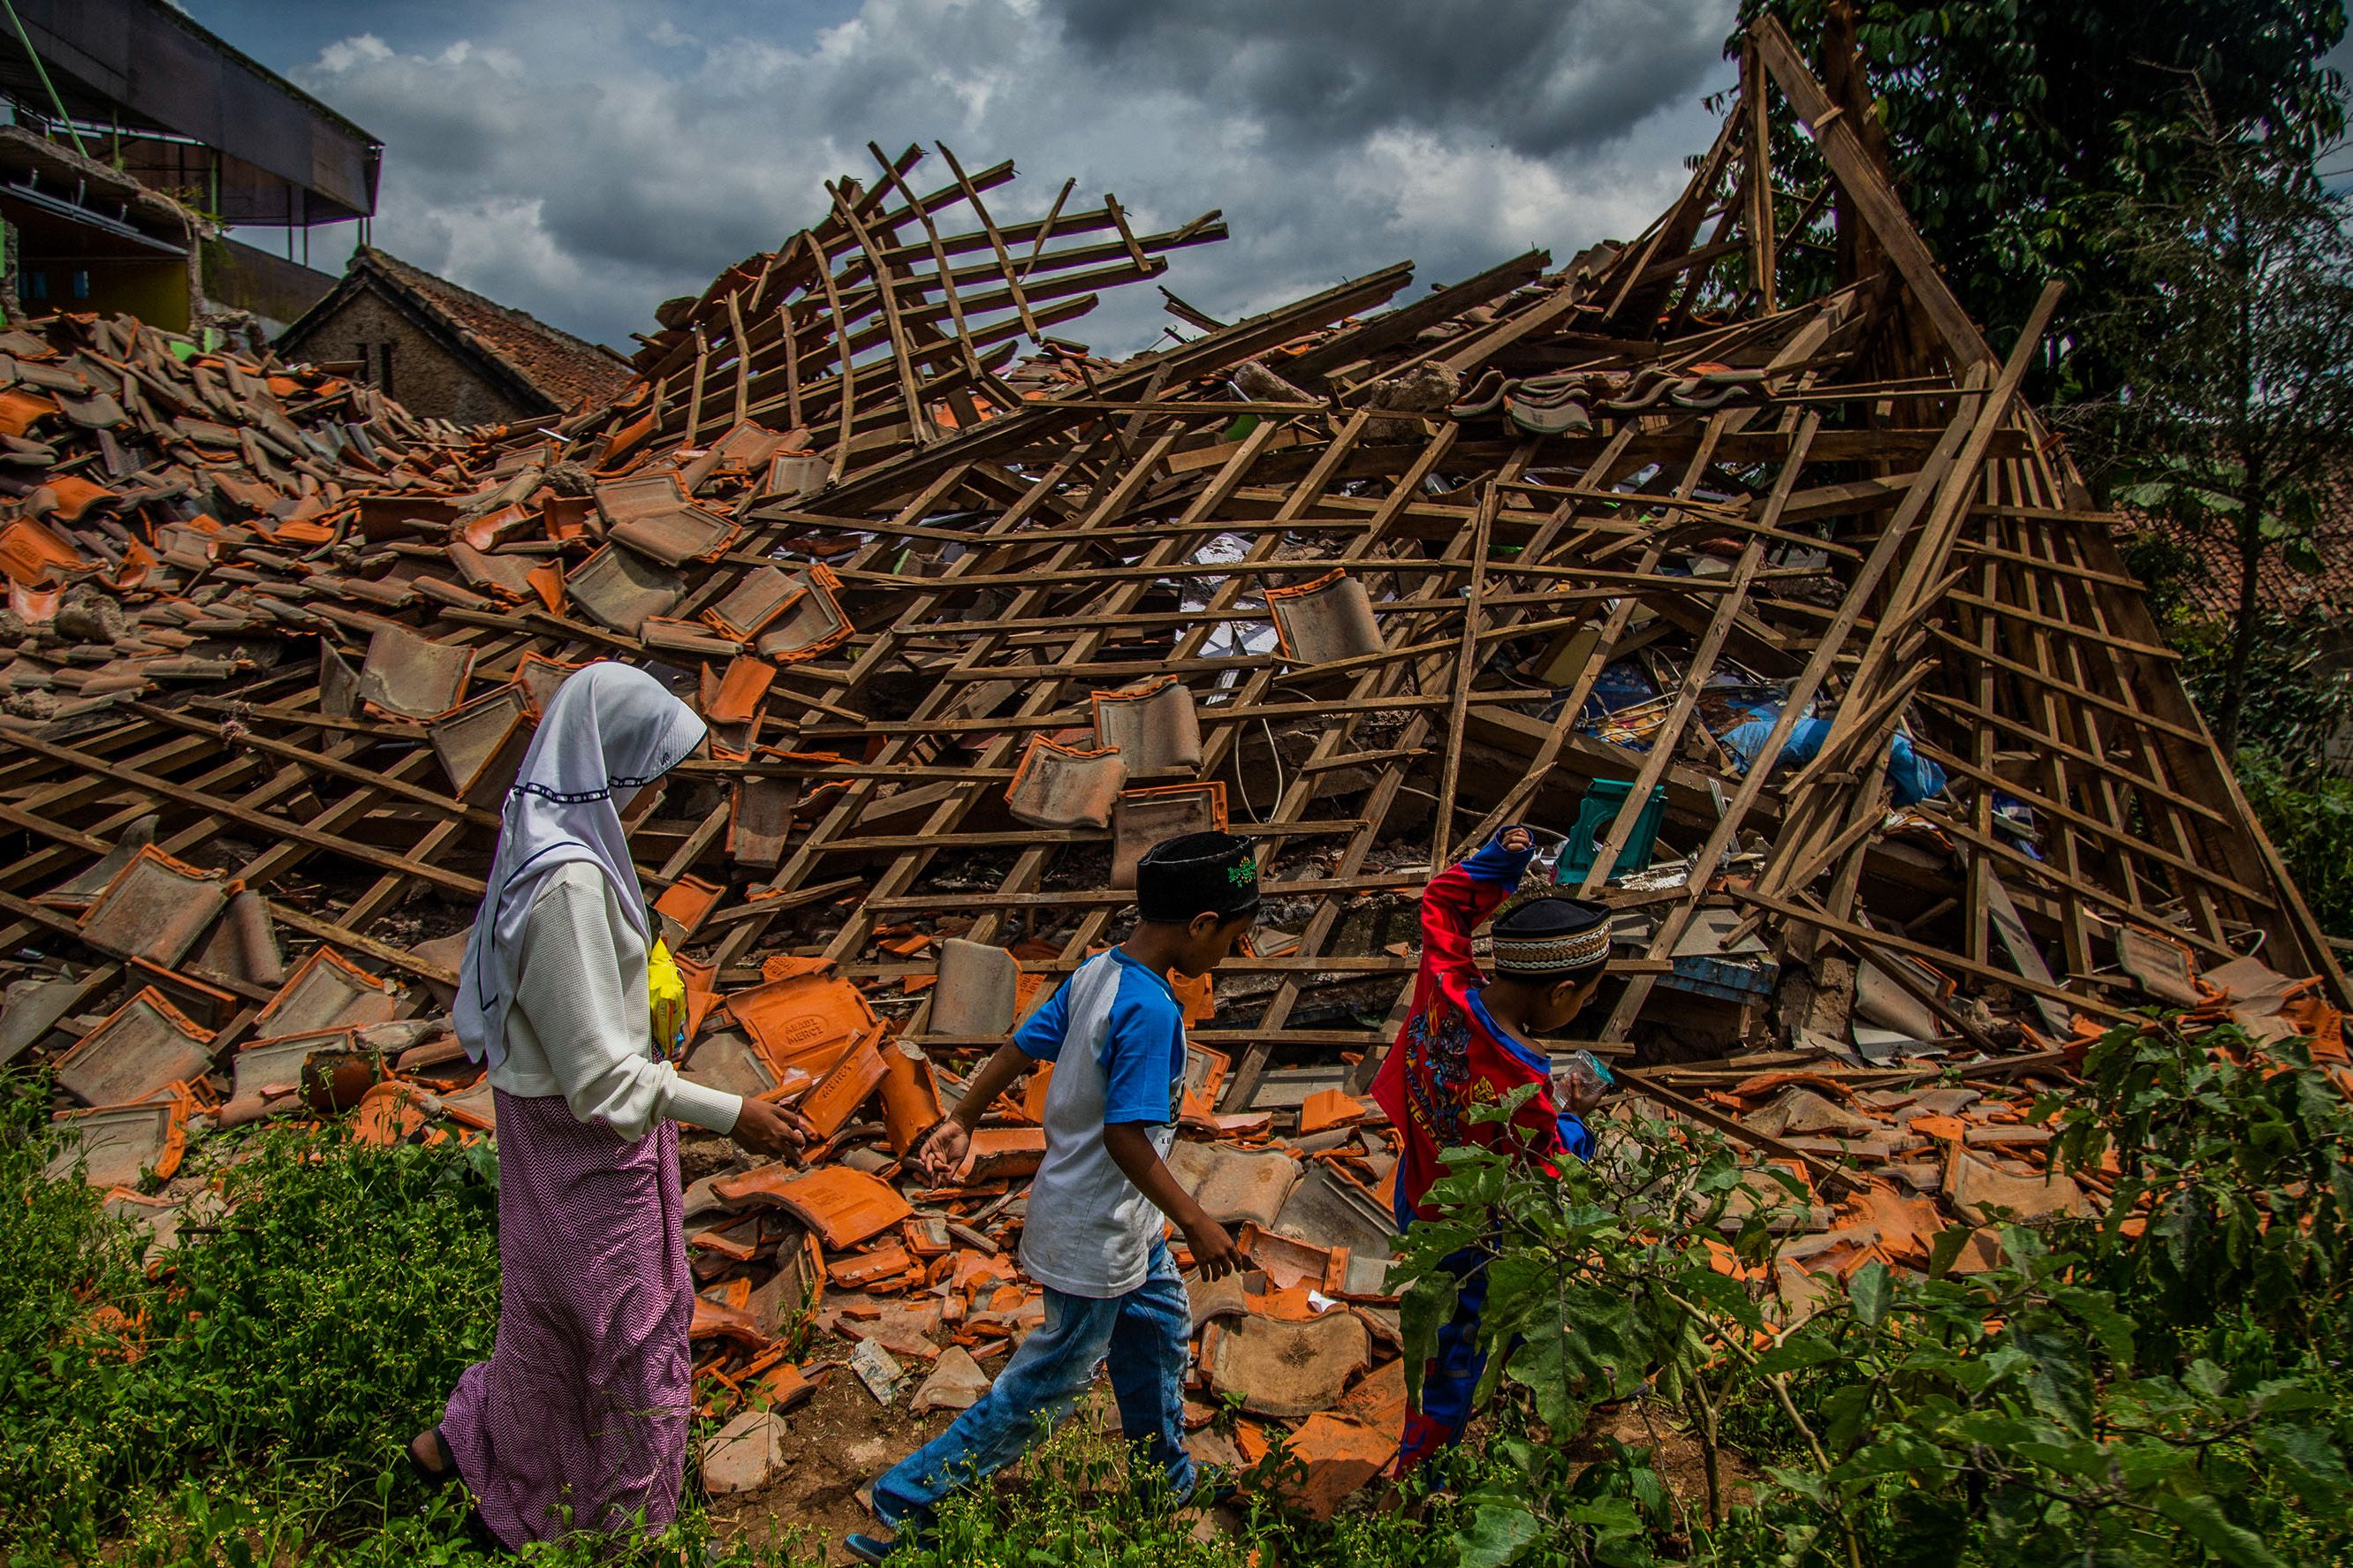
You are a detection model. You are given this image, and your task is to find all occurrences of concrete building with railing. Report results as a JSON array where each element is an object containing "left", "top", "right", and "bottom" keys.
[{"left": 0, "top": 0, "right": 379, "bottom": 342}]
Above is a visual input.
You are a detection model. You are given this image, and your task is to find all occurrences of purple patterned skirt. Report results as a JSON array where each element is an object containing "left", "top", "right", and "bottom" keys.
[{"left": 441, "top": 1091, "right": 693, "bottom": 1548}]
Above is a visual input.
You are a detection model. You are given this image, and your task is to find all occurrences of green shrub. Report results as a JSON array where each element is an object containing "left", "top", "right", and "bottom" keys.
[
  {"left": 0, "top": 1072, "right": 152, "bottom": 1551},
  {"left": 1394, "top": 1016, "right": 2353, "bottom": 1568},
  {"left": 130, "top": 1130, "right": 503, "bottom": 1481},
  {"left": 0, "top": 1084, "right": 504, "bottom": 1559},
  {"left": 19, "top": 1011, "right": 2346, "bottom": 1568},
  {"left": 2232, "top": 746, "right": 2353, "bottom": 939},
  {"left": 2048, "top": 1017, "right": 2353, "bottom": 1360}
]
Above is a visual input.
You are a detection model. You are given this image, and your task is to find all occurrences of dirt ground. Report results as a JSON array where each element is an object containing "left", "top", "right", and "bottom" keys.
[
  {"left": 1587, "top": 1404, "right": 1763, "bottom": 1523},
  {"left": 709, "top": 1370, "right": 935, "bottom": 1563},
  {"left": 708, "top": 1362, "right": 1751, "bottom": 1564}
]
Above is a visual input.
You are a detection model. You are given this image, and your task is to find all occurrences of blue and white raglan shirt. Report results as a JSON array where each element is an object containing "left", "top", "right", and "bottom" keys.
[{"left": 1011, "top": 948, "right": 1189, "bottom": 1299}]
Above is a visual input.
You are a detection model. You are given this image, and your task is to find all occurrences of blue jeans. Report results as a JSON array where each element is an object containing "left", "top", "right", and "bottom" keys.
[
  {"left": 869, "top": 1240, "right": 1195, "bottom": 1531},
  {"left": 1393, "top": 1184, "right": 1490, "bottom": 1473}
]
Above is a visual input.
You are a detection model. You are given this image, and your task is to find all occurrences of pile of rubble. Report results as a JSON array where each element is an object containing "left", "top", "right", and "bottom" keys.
[
  {"left": 5, "top": 19, "right": 2348, "bottom": 1517},
  {"left": 0, "top": 312, "right": 480, "bottom": 718}
]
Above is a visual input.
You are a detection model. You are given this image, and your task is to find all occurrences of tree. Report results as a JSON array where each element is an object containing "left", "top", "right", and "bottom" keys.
[
  {"left": 1729, "top": 0, "right": 2347, "bottom": 389},
  {"left": 2076, "top": 92, "right": 2353, "bottom": 754}
]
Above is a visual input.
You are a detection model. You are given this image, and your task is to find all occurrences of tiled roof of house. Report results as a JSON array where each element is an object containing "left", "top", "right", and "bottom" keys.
[
  {"left": 2126, "top": 468, "right": 2353, "bottom": 623},
  {"left": 286, "top": 247, "right": 634, "bottom": 416}
]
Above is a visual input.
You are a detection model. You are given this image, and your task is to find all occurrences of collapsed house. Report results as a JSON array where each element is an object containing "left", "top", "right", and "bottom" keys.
[{"left": 3, "top": 19, "right": 2347, "bottom": 1515}]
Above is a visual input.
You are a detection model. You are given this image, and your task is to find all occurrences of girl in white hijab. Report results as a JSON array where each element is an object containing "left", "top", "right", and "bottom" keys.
[{"left": 414, "top": 661, "right": 807, "bottom": 1547}]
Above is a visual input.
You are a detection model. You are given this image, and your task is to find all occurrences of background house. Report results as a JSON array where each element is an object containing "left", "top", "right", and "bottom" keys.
[
  {"left": 2130, "top": 471, "right": 2353, "bottom": 771},
  {"left": 276, "top": 246, "right": 634, "bottom": 425},
  {"left": 0, "top": 0, "right": 380, "bottom": 338}
]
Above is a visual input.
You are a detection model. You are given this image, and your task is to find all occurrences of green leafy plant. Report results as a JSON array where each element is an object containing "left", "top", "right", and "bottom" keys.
[
  {"left": 1727, "top": 0, "right": 2347, "bottom": 395},
  {"left": 1396, "top": 1018, "right": 2353, "bottom": 1567},
  {"left": 2232, "top": 746, "right": 2353, "bottom": 940},
  {"left": 2067, "top": 85, "right": 2353, "bottom": 753},
  {"left": 1393, "top": 1087, "right": 1796, "bottom": 1560},
  {"left": 2045, "top": 1016, "right": 2353, "bottom": 1360},
  {"left": 881, "top": 1417, "right": 1253, "bottom": 1568},
  {"left": 0, "top": 1087, "right": 504, "bottom": 1560}
]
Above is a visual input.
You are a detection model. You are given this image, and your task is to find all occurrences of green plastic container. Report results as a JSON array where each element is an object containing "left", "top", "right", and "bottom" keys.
[{"left": 1558, "top": 778, "right": 1666, "bottom": 883}]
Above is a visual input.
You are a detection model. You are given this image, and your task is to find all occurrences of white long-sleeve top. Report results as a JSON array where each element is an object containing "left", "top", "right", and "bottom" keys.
[{"left": 487, "top": 860, "right": 742, "bottom": 1140}]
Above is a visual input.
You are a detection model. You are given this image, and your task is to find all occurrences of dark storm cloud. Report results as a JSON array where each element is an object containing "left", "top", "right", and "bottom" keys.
[
  {"left": 1045, "top": 0, "right": 1731, "bottom": 157},
  {"left": 261, "top": 0, "right": 1734, "bottom": 355}
]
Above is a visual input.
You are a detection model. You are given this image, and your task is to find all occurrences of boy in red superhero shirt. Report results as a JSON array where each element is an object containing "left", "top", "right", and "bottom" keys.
[{"left": 1370, "top": 823, "right": 1614, "bottom": 1474}]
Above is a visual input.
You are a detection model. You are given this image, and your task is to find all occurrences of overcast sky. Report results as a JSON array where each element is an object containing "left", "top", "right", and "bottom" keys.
[{"left": 192, "top": 0, "right": 1740, "bottom": 359}]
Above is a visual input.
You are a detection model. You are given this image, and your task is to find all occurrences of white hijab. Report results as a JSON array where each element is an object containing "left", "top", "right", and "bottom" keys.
[{"left": 453, "top": 661, "right": 708, "bottom": 1069}]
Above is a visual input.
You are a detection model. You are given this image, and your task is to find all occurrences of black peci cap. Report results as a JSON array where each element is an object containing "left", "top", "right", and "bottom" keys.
[
  {"left": 1491, "top": 893, "right": 1613, "bottom": 977},
  {"left": 1136, "top": 830, "right": 1261, "bottom": 924}
]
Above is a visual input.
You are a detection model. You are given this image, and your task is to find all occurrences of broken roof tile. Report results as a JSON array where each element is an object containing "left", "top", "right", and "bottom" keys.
[
  {"left": 725, "top": 964, "right": 880, "bottom": 1079},
  {"left": 594, "top": 470, "right": 692, "bottom": 528},
  {"left": 714, "top": 1163, "right": 911, "bottom": 1250},
  {"left": 566, "top": 543, "right": 684, "bottom": 637},
  {"left": 1237, "top": 1223, "right": 1346, "bottom": 1294},
  {"left": 1297, "top": 1088, "right": 1367, "bottom": 1136},
  {"left": 254, "top": 947, "right": 398, "bottom": 1038},
  {"left": 964, "top": 1127, "right": 1046, "bottom": 1183},
  {"left": 1005, "top": 736, "right": 1127, "bottom": 831},
  {"left": 1169, "top": 1140, "right": 1301, "bottom": 1230},
  {"left": 1943, "top": 1146, "right": 2091, "bottom": 1225},
  {"left": 701, "top": 1407, "right": 788, "bottom": 1495},
  {"left": 428, "top": 682, "right": 534, "bottom": 802},
  {"left": 1111, "top": 783, "right": 1226, "bottom": 890},
  {"left": 53, "top": 988, "right": 216, "bottom": 1109},
  {"left": 223, "top": 1028, "right": 357, "bottom": 1123},
  {"left": 653, "top": 874, "right": 726, "bottom": 937},
  {"left": 356, "top": 623, "right": 476, "bottom": 719},
  {"left": 930, "top": 937, "right": 1020, "bottom": 1037},
  {"left": 1203, "top": 1309, "right": 1369, "bottom": 1419},
  {"left": 726, "top": 775, "right": 798, "bottom": 868},
  {"left": 878, "top": 1038, "right": 945, "bottom": 1155},
  {"left": 41, "top": 814, "right": 158, "bottom": 909},
  {"left": 702, "top": 564, "right": 802, "bottom": 640},
  {"left": 796, "top": 1031, "right": 888, "bottom": 1138},
  {"left": 188, "top": 889, "right": 286, "bottom": 991},
  {"left": 1090, "top": 676, "right": 1203, "bottom": 776},
  {"left": 1282, "top": 1413, "right": 1398, "bottom": 1521},
  {"left": 1267, "top": 569, "right": 1382, "bottom": 666},
  {"left": 76, "top": 846, "right": 231, "bottom": 969},
  {"left": 512, "top": 652, "right": 580, "bottom": 714},
  {"left": 682, "top": 1030, "right": 782, "bottom": 1100},
  {"left": 611, "top": 503, "right": 739, "bottom": 567},
  {"left": 705, "top": 655, "right": 777, "bottom": 727},
  {"left": 911, "top": 1345, "right": 993, "bottom": 1413},
  {"left": 47, "top": 1095, "right": 189, "bottom": 1188},
  {"left": 753, "top": 564, "right": 851, "bottom": 663}
]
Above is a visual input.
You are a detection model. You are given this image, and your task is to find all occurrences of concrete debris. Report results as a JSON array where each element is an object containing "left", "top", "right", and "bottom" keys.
[
  {"left": 848, "top": 1340, "right": 908, "bottom": 1405},
  {"left": 701, "top": 1407, "right": 789, "bottom": 1495},
  {"left": 1203, "top": 1311, "right": 1371, "bottom": 1419},
  {"left": 910, "top": 1345, "right": 994, "bottom": 1413}
]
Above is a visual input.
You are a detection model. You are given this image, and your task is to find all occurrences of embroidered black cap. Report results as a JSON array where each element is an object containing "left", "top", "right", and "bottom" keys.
[
  {"left": 1491, "top": 892, "right": 1613, "bottom": 977},
  {"left": 1136, "top": 829, "right": 1261, "bottom": 923}
]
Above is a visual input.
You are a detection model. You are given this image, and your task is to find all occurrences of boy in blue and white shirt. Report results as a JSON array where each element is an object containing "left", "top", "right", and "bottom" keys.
[{"left": 851, "top": 831, "right": 1259, "bottom": 1560}]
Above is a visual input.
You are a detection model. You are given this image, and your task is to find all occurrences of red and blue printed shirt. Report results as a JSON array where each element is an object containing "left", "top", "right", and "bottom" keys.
[{"left": 1371, "top": 829, "right": 1592, "bottom": 1223}]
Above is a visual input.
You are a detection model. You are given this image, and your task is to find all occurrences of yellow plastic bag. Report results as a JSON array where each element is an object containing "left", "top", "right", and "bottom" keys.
[{"left": 648, "top": 936, "right": 688, "bottom": 1061}]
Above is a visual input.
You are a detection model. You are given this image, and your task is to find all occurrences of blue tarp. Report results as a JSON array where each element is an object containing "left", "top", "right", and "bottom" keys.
[{"left": 1718, "top": 711, "right": 1948, "bottom": 807}]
